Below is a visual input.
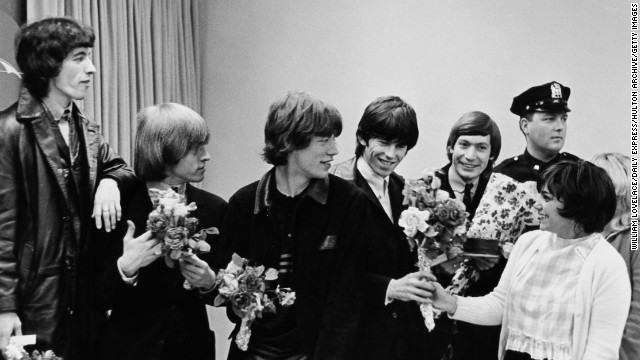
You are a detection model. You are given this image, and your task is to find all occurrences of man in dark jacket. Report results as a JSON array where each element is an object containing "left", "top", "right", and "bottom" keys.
[
  {"left": 0, "top": 17, "right": 134, "bottom": 359},
  {"left": 431, "top": 111, "right": 503, "bottom": 360},
  {"left": 330, "top": 96, "right": 435, "bottom": 360},
  {"left": 219, "top": 92, "right": 370, "bottom": 360}
]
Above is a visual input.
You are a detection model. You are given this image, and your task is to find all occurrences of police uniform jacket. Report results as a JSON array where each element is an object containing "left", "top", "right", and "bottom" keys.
[{"left": 493, "top": 149, "right": 580, "bottom": 183}]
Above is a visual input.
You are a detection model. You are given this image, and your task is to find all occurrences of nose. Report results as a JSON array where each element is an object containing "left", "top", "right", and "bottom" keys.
[
  {"left": 200, "top": 147, "right": 211, "bottom": 162},
  {"left": 383, "top": 144, "right": 397, "bottom": 158},
  {"left": 327, "top": 138, "right": 338, "bottom": 156},
  {"left": 463, "top": 147, "right": 477, "bottom": 160},
  {"left": 86, "top": 58, "right": 96, "bottom": 74}
]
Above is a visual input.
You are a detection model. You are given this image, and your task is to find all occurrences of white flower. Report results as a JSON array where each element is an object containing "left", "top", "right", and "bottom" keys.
[
  {"left": 435, "top": 189, "right": 450, "bottom": 202},
  {"left": 399, "top": 207, "right": 431, "bottom": 237},
  {"left": 501, "top": 242, "right": 514, "bottom": 259},
  {"left": 218, "top": 274, "right": 239, "bottom": 296}
]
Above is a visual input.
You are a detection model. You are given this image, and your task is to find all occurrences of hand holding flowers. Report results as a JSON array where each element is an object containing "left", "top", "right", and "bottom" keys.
[
  {"left": 146, "top": 188, "right": 219, "bottom": 289},
  {"left": 213, "top": 254, "right": 296, "bottom": 351},
  {"left": 398, "top": 169, "right": 469, "bottom": 331}
]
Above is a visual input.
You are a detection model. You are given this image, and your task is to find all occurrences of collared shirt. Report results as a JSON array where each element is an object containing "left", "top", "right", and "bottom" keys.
[
  {"left": 43, "top": 98, "right": 73, "bottom": 146},
  {"left": 447, "top": 165, "right": 479, "bottom": 202},
  {"left": 357, "top": 157, "right": 392, "bottom": 221}
]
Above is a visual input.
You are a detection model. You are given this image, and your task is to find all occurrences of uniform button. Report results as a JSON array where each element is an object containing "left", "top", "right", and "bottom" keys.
[
  {"left": 62, "top": 216, "right": 70, "bottom": 222},
  {"left": 287, "top": 234, "right": 292, "bottom": 238},
  {"left": 391, "top": 312, "right": 398, "bottom": 319},
  {"left": 66, "top": 308, "right": 74, "bottom": 315},
  {"left": 65, "top": 259, "right": 73, "bottom": 270}
]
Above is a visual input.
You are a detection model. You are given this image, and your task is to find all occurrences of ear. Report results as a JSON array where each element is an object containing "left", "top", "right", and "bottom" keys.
[
  {"left": 519, "top": 117, "right": 530, "bottom": 135},
  {"left": 357, "top": 135, "right": 367, "bottom": 147},
  {"left": 447, "top": 146, "right": 453, "bottom": 154}
]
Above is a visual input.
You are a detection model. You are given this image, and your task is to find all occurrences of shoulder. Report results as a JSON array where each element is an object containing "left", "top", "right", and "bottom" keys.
[
  {"left": 228, "top": 180, "right": 260, "bottom": 205},
  {"left": 0, "top": 103, "right": 21, "bottom": 135},
  {"left": 494, "top": 154, "right": 524, "bottom": 172},
  {"left": 557, "top": 152, "right": 580, "bottom": 162},
  {"left": 511, "top": 230, "right": 547, "bottom": 256},
  {"left": 389, "top": 171, "right": 404, "bottom": 185},
  {"left": 330, "top": 157, "right": 357, "bottom": 181},
  {"left": 189, "top": 185, "right": 227, "bottom": 208}
]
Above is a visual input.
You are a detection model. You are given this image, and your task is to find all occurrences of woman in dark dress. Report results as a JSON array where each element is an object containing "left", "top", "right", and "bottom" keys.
[{"left": 97, "top": 103, "right": 227, "bottom": 360}]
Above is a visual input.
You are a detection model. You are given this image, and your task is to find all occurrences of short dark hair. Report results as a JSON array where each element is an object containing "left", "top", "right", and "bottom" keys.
[
  {"left": 134, "top": 103, "right": 210, "bottom": 181},
  {"left": 446, "top": 111, "right": 502, "bottom": 175},
  {"left": 262, "top": 92, "right": 342, "bottom": 166},
  {"left": 355, "top": 96, "right": 418, "bottom": 157},
  {"left": 538, "top": 160, "right": 616, "bottom": 234},
  {"left": 15, "top": 17, "right": 95, "bottom": 99}
]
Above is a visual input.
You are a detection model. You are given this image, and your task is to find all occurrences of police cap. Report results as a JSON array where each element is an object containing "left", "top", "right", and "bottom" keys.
[{"left": 510, "top": 81, "right": 571, "bottom": 117}]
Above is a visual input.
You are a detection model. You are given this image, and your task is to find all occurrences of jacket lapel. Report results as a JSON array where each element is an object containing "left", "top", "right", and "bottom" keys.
[
  {"left": 388, "top": 174, "right": 405, "bottom": 225},
  {"left": 354, "top": 168, "right": 391, "bottom": 223},
  {"left": 29, "top": 113, "right": 72, "bottom": 206},
  {"left": 81, "top": 113, "right": 99, "bottom": 192}
]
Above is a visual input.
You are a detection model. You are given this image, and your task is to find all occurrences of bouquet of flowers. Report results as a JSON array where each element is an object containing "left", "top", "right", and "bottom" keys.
[
  {"left": 146, "top": 188, "right": 219, "bottom": 288},
  {"left": 2, "top": 336, "right": 61, "bottom": 360},
  {"left": 447, "top": 173, "right": 540, "bottom": 296},
  {"left": 213, "top": 253, "right": 296, "bottom": 351},
  {"left": 399, "top": 169, "right": 469, "bottom": 330}
]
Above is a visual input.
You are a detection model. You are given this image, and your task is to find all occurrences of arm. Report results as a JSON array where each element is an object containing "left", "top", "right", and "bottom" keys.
[
  {"left": 620, "top": 248, "right": 640, "bottom": 360},
  {"left": 451, "top": 231, "right": 537, "bottom": 326},
  {"left": 583, "top": 254, "right": 632, "bottom": 360},
  {"left": 92, "top": 133, "right": 136, "bottom": 231},
  {"left": 0, "top": 117, "right": 23, "bottom": 349}
]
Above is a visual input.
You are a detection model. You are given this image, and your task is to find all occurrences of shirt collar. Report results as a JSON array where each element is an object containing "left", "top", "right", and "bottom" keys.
[
  {"left": 447, "top": 164, "right": 478, "bottom": 195},
  {"left": 42, "top": 96, "right": 73, "bottom": 122},
  {"left": 356, "top": 156, "right": 388, "bottom": 197},
  {"left": 254, "top": 168, "right": 329, "bottom": 214}
]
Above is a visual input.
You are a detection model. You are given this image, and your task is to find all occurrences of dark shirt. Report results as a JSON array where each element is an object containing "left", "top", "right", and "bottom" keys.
[{"left": 248, "top": 182, "right": 305, "bottom": 358}]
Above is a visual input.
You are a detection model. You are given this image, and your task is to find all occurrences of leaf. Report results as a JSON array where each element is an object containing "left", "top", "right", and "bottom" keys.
[
  {"left": 213, "top": 294, "right": 227, "bottom": 307},
  {"left": 205, "top": 227, "right": 220, "bottom": 235}
]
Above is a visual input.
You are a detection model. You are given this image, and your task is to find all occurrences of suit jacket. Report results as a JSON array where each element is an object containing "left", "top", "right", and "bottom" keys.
[
  {"left": 97, "top": 180, "right": 227, "bottom": 360},
  {"left": 219, "top": 169, "right": 368, "bottom": 360},
  {"left": 330, "top": 157, "right": 432, "bottom": 360}
]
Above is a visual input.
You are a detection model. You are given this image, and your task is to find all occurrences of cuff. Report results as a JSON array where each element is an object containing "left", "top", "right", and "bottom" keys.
[
  {"left": 117, "top": 258, "right": 138, "bottom": 286},
  {"left": 384, "top": 279, "right": 395, "bottom": 305}
]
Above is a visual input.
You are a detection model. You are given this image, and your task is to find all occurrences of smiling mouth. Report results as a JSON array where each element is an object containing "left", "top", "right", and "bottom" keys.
[
  {"left": 460, "top": 163, "right": 478, "bottom": 169},
  {"left": 378, "top": 159, "right": 396, "bottom": 167}
]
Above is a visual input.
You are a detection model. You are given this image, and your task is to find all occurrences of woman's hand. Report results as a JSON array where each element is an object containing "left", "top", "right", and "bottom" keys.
[
  {"left": 179, "top": 254, "right": 216, "bottom": 291},
  {"left": 429, "top": 281, "right": 458, "bottom": 314}
]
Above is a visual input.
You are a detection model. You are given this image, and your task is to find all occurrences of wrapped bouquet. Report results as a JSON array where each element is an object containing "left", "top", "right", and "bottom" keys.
[
  {"left": 399, "top": 169, "right": 469, "bottom": 330},
  {"left": 213, "top": 254, "right": 296, "bottom": 351},
  {"left": 146, "top": 188, "right": 219, "bottom": 288},
  {"left": 448, "top": 173, "right": 540, "bottom": 295}
]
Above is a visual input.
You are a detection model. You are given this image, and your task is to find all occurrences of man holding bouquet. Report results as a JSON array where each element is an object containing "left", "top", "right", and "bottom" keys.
[
  {"left": 218, "top": 92, "right": 371, "bottom": 360},
  {"left": 331, "top": 96, "right": 435, "bottom": 360}
]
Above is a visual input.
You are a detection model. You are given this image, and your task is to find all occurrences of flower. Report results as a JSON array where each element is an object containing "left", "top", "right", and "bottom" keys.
[
  {"left": 501, "top": 242, "right": 514, "bottom": 259},
  {"left": 164, "top": 227, "right": 188, "bottom": 249},
  {"left": 399, "top": 207, "right": 431, "bottom": 237},
  {"left": 213, "top": 254, "right": 296, "bottom": 351},
  {"left": 147, "top": 211, "right": 170, "bottom": 233}
]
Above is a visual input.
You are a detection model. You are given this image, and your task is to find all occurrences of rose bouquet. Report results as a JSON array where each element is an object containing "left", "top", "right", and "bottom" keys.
[
  {"left": 146, "top": 188, "right": 219, "bottom": 288},
  {"left": 399, "top": 169, "right": 469, "bottom": 330},
  {"left": 213, "top": 253, "right": 296, "bottom": 351}
]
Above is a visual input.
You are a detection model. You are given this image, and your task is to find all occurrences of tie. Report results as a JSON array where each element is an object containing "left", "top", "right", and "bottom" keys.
[{"left": 462, "top": 183, "right": 473, "bottom": 210}]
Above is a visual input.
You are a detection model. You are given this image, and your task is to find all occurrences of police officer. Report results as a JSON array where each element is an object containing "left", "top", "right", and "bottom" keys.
[{"left": 494, "top": 81, "right": 580, "bottom": 182}]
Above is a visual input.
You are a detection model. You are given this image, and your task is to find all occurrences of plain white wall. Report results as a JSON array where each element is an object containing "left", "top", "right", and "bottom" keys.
[{"left": 199, "top": 0, "right": 630, "bottom": 356}]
